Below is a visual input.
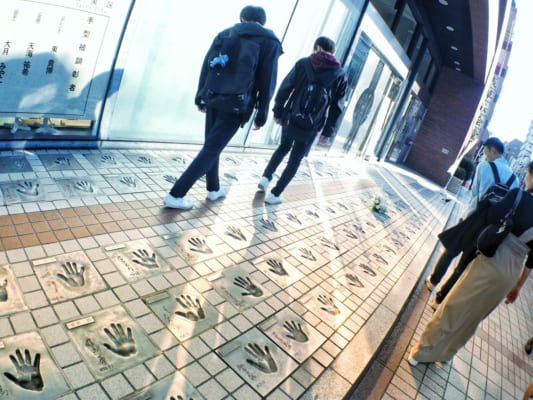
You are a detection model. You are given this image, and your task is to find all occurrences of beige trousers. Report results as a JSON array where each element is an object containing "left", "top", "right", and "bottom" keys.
[{"left": 412, "top": 233, "right": 529, "bottom": 363}]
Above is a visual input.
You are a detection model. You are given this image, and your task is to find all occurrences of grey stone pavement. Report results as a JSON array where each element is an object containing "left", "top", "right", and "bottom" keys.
[{"left": 0, "top": 148, "right": 531, "bottom": 399}]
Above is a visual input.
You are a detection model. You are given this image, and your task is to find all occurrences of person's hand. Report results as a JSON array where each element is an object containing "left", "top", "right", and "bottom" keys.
[
  {"left": 505, "top": 285, "right": 520, "bottom": 304},
  {"left": 274, "top": 118, "right": 283, "bottom": 126},
  {"left": 197, "top": 105, "right": 206, "bottom": 113}
]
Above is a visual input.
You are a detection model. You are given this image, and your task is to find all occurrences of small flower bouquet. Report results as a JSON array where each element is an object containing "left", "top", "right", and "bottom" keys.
[{"left": 371, "top": 189, "right": 388, "bottom": 215}]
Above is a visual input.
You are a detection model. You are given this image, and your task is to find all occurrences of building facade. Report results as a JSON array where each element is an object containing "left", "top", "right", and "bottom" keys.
[{"left": 0, "top": 0, "right": 515, "bottom": 187}]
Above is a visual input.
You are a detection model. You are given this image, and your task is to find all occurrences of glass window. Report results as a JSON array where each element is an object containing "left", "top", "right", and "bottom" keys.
[
  {"left": 370, "top": 0, "right": 397, "bottom": 29},
  {"left": 395, "top": 4, "right": 416, "bottom": 52},
  {"left": 417, "top": 48, "right": 432, "bottom": 84},
  {"left": 329, "top": 45, "right": 401, "bottom": 159},
  {"left": 101, "top": 0, "right": 298, "bottom": 143},
  {"left": 246, "top": 0, "right": 366, "bottom": 148}
]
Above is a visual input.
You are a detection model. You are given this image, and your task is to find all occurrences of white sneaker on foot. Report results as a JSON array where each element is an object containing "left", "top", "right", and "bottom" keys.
[
  {"left": 258, "top": 177, "right": 270, "bottom": 192},
  {"left": 207, "top": 187, "right": 229, "bottom": 201},
  {"left": 407, "top": 350, "right": 419, "bottom": 366},
  {"left": 425, "top": 276, "right": 436, "bottom": 292},
  {"left": 164, "top": 194, "right": 194, "bottom": 210},
  {"left": 265, "top": 193, "right": 282, "bottom": 204}
]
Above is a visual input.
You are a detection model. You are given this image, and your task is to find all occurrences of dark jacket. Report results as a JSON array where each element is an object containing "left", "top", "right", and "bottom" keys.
[
  {"left": 272, "top": 52, "right": 347, "bottom": 138},
  {"left": 195, "top": 22, "right": 282, "bottom": 127}
]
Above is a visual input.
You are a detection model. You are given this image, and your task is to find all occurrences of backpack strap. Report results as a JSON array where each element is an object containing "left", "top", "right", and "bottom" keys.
[
  {"left": 504, "top": 173, "right": 516, "bottom": 187},
  {"left": 488, "top": 162, "right": 501, "bottom": 184},
  {"left": 506, "top": 189, "right": 522, "bottom": 219}
]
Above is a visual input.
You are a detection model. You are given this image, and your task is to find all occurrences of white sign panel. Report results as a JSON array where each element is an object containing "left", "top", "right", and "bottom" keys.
[{"left": 0, "top": 0, "right": 133, "bottom": 118}]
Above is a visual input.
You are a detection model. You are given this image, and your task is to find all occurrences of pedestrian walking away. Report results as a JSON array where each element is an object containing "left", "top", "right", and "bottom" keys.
[
  {"left": 408, "top": 160, "right": 533, "bottom": 366},
  {"left": 164, "top": 5, "right": 282, "bottom": 210},
  {"left": 425, "top": 136, "right": 518, "bottom": 308},
  {"left": 258, "top": 36, "right": 347, "bottom": 205}
]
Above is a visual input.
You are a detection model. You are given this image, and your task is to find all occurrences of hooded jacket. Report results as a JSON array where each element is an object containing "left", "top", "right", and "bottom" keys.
[
  {"left": 196, "top": 22, "right": 282, "bottom": 127},
  {"left": 273, "top": 51, "right": 347, "bottom": 138}
]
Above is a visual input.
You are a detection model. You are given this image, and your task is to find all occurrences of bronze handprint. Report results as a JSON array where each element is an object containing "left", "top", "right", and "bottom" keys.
[
  {"left": 225, "top": 225, "right": 246, "bottom": 241},
  {"left": 233, "top": 276, "right": 263, "bottom": 297},
  {"left": 244, "top": 343, "right": 278, "bottom": 374},
  {"left": 283, "top": 320, "right": 309, "bottom": 343},
  {"left": 175, "top": 294, "right": 206, "bottom": 321},
  {"left": 317, "top": 295, "right": 340, "bottom": 315},
  {"left": 103, "top": 323, "right": 136, "bottom": 357},
  {"left": 132, "top": 249, "right": 158, "bottom": 269},
  {"left": 299, "top": 247, "right": 316, "bottom": 262},
  {"left": 187, "top": 237, "right": 213, "bottom": 254},
  {"left": 4, "top": 349, "right": 44, "bottom": 391},
  {"left": 346, "top": 273, "right": 364, "bottom": 288},
  {"left": 56, "top": 261, "right": 86, "bottom": 287},
  {"left": 266, "top": 259, "right": 288, "bottom": 276}
]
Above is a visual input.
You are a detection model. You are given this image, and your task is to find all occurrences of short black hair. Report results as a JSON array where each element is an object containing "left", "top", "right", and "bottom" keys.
[
  {"left": 314, "top": 36, "right": 336, "bottom": 53},
  {"left": 240, "top": 6, "right": 266, "bottom": 25},
  {"left": 484, "top": 137, "right": 504, "bottom": 154}
]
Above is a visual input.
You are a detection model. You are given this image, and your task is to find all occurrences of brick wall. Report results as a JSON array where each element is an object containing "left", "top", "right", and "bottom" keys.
[{"left": 405, "top": 67, "right": 484, "bottom": 186}]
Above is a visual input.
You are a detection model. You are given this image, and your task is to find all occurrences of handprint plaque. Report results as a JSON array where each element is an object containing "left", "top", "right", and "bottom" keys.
[
  {"left": 253, "top": 255, "right": 303, "bottom": 287},
  {"left": 218, "top": 329, "right": 298, "bottom": 397},
  {"left": 33, "top": 252, "right": 106, "bottom": 304},
  {"left": 106, "top": 240, "right": 170, "bottom": 281},
  {"left": 66, "top": 306, "right": 157, "bottom": 379},
  {"left": 211, "top": 266, "right": 271, "bottom": 311},
  {"left": 143, "top": 286, "right": 218, "bottom": 341},
  {"left": 164, "top": 231, "right": 221, "bottom": 265},
  {"left": 0, "top": 332, "right": 68, "bottom": 398},
  {"left": 260, "top": 310, "right": 326, "bottom": 362}
]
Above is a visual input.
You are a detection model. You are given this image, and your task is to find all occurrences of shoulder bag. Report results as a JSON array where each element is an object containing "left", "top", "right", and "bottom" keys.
[{"left": 476, "top": 190, "right": 522, "bottom": 257}]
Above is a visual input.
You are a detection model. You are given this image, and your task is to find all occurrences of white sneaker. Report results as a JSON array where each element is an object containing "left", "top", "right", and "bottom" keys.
[
  {"left": 258, "top": 177, "right": 270, "bottom": 192},
  {"left": 407, "top": 351, "right": 419, "bottom": 366},
  {"left": 207, "top": 187, "right": 229, "bottom": 201},
  {"left": 265, "top": 193, "right": 282, "bottom": 204},
  {"left": 164, "top": 194, "right": 194, "bottom": 210},
  {"left": 425, "top": 276, "right": 436, "bottom": 292}
]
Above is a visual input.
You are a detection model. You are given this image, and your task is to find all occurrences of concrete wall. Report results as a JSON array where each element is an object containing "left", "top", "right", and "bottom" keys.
[{"left": 404, "top": 67, "right": 483, "bottom": 186}]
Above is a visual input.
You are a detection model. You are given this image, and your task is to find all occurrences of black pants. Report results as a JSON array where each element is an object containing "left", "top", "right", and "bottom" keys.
[
  {"left": 170, "top": 108, "right": 242, "bottom": 198},
  {"left": 262, "top": 129, "right": 313, "bottom": 196},
  {"left": 435, "top": 246, "right": 477, "bottom": 303}
]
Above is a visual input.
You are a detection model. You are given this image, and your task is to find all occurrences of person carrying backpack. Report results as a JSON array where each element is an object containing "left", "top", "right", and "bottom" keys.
[
  {"left": 425, "top": 137, "right": 518, "bottom": 309},
  {"left": 258, "top": 36, "right": 347, "bottom": 204},
  {"left": 164, "top": 5, "right": 282, "bottom": 210}
]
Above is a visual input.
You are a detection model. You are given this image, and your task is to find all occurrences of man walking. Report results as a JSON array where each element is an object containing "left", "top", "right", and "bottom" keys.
[
  {"left": 258, "top": 36, "right": 347, "bottom": 204},
  {"left": 426, "top": 137, "right": 518, "bottom": 308},
  {"left": 164, "top": 5, "right": 282, "bottom": 209}
]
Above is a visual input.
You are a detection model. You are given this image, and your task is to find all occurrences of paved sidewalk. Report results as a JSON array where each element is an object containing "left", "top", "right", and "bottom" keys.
[{"left": 0, "top": 148, "right": 528, "bottom": 399}]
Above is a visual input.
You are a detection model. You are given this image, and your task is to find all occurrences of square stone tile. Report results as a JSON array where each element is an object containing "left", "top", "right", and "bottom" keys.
[
  {"left": 144, "top": 354, "right": 175, "bottom": 379},
  {"left": 10, "top": 311, "right": 37, "bottom": 333},
  {"left": 123, "top": 364, "right": 156, "bottom": 390},
  {"left": 64, "top": 362, "right": 96, "bottom": 388},
  {"left": 102, "top": 373, "right": 135, "bottom": 400},
  {"left": 33, "top": 306, "right": 59, "bottom": 327},
  {"left": 51, "top": 342, "right": 84, "bottom": 367},
  {"left": 77, "top": 383, "right": 111, "bottom": 400}
]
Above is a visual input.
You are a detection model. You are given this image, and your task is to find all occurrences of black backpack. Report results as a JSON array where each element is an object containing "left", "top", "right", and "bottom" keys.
[
  {"left": 287, "top": 60, "right": 340, "bottom": 138},
  {"left": 203, "top": 29, "right": 261, "bottom": 115},
  {"left": 480, "top": 162, "right": 516, "bottom": 203}
]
